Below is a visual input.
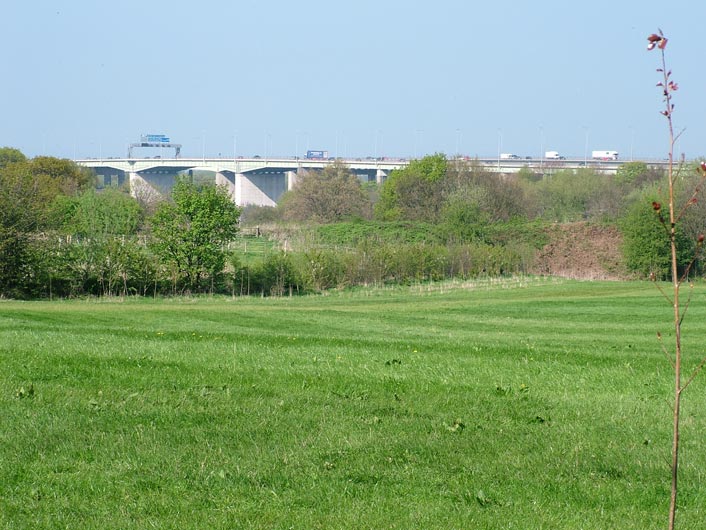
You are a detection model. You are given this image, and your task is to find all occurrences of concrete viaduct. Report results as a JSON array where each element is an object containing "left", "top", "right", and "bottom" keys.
[
  {"left": 75, "top": 156, "right": 634, "bottom": 207},
  {"left": 75, "top": 157, "right": 405, "bottom": 207}
]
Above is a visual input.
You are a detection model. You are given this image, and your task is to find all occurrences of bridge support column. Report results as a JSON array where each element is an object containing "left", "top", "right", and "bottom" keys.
[
  {"left": 235, "top": 173, "right": 279, "bottom": 207},
  {"left": 376, "top": 169, "right": 388, "bottom": 185},
  {"left": 129, "top": 172, "right": 162, "bottom": 203},
  {"left": 286, "top": 170, "right": 298, "bottom": 191},
  {"left": 216, "top": 171, "right": 237, "bottom": 202}
]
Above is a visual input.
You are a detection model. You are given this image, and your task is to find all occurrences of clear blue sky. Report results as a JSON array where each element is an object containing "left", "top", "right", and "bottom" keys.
[{"left": 2, "top": 0, "right": 704, "bottom": 161}]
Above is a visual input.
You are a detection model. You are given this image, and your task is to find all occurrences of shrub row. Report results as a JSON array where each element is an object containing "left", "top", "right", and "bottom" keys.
[
  {"left": 7, "top": 236, "right": 535, "bottom": 299},
  {"left": 232, "top": 240, "right": 536, "bottom": 296}
]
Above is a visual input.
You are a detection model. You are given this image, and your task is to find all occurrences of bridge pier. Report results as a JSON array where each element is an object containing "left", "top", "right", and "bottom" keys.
[
  {"left": 215, "top": 171, "right": 236, "bottom": 201},
  {"left": 129, "top": 172, "right": 162, "bottom": 203},
  {"left": 376, "top": 169, "right": 388, "bottom": 185},
  {"left": 237, "top": 172, "right": 282, "bottom": 206},
  {"left": 286, "top": 170, "right": 298, "bottom": 191},
  {"left": 215, "top": 171, "right": 284, "bottom": 207}
]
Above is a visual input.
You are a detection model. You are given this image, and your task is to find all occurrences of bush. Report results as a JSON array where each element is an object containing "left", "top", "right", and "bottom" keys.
[
  {"left": 239, "top": 205, "right": 282, "bottom": 226},
  {"left": 33, "top": 236, "right": 162, "bottom": 298},
  {"left": 233, "top": 252, "right": 304, "bottom": 296},
  {"left": 294, "top": 249, "right": 346, "bottom": 291},
  {"left": 0, "top": 229, "right": 35, "bottom": 298},
  {"left": 619, "top": 188, "right": 694, "bottom": 279},
  {"left": 315, "top": 220, "right": 443, "bottom": 246}
]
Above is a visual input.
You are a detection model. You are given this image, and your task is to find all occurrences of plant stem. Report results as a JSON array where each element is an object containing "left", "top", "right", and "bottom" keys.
[{"left": 662, "top": 39, "right": 680, "bottom": 530}]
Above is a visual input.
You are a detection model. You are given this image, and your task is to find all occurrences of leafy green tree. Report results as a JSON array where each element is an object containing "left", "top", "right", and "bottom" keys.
[
  {"left": 0, "top": 228, "right": 33, "bottom": 297},
  {"left": 0, "top": 163, "right": 41, "bottom": 232},
  {"left": 26, "top": 156, "right": 95, "bottom": 198},
  {"left": 615, "top": 161, "right": 648, "bottom": 185},
  {"left": 0, "top": 156, "right": 95, "bottom": 230},
  {"left": 439, "top": 188, "right": 491, "bottom": 242},
  {"left": 0, "top": 155, "right": 46, "bottom": 296},
  {"left": 531, "top": 169, "right": 609, "bottom": 222},
  {"left": 50, "top": 188, "right": 143, "bottom": 237},
  {"left": 445, "top": 159, "right": 528, "bottom": 222},
  {"left": 42, "top": 189, "right": 147, "bottom": 297},
  {"left": 675, "top": 170, "right": 706, "bottom": 248},
  {"left": 407, "top": 152, "right": 447, "bottom": 182},
  {"left": 149, "top": 181, "right": 241, "bottom": 292},
  {"left": 619, "top": 187, "right": 693, "bottom": 279},
  {"left": 388, "top": 170, "right": 444, "bottom": 221},
  {"left": 614, "top": 161, "right": 663, "bottom": 187},
  {"left": 280, "top": 160, "right": 370, "bottom": 223},
  {"left": 0, "top": 147, "right": 26, "bottom": 169},
  {"left": 376, "top": 153, "right": 447, "bottom": 221},
  {"left": 516, "top": 165, "right": 542, "bottom": 183}
]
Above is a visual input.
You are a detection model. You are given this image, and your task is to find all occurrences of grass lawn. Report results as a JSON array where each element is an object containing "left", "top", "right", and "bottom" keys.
[
  {"left": 228, "top": 235, "right": 281, "bottom": 265},
  {"left": 2, "top": 277, "right": 706, "bottom": 529}
]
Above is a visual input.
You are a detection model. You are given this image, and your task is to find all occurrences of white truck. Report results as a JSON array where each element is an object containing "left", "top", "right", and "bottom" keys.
[
  {"left": 591, "top": 150, "right": 619, "bottom": 160},
  {"left": 500, "top": 153, "right": 521, "bottom": 160},
  {"left": 545, "top": 151, "right": 564, "bottom": 160}
]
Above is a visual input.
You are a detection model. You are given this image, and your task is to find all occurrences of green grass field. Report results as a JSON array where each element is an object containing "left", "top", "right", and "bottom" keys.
[
  {"left": 229, "top": 235, "right": 281, "bottom": 265},
  {"left": 2, "top": 278, "right": 706, "bottom": 529}
]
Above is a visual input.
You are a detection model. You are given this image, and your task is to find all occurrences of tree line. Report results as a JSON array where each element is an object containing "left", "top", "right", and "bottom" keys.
[
  {"left": 0, "top": 147, "right": 241, "bottom": 298},
  {"left": 1, "top": 146, "right": 703, "bottom": 299},
  {"left": 250, "top": 153, "right": 706, "bottom": 279}
]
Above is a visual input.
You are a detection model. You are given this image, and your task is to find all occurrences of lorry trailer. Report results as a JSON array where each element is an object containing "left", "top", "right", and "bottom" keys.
[
  {"left": 545, "top": 151, "right": 565, "bottom": 160},
  {"left": 591, "top": 150, "right": 619, "bottom": 160},
  {"left": 306, "top": 150, "right": 329, "bottom": 159}
]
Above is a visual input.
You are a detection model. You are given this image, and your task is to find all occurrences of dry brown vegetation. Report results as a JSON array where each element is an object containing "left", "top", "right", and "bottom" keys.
[{"left": 531, "top": 222, "right": 626, "bottom": 280}]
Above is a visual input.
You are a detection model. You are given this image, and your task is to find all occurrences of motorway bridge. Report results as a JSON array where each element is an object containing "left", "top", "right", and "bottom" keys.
[{"left": 75, "top": 156, "right": 651, "bottom": 207}]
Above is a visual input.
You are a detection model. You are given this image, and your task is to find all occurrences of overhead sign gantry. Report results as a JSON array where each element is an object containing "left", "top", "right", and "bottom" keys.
[{"left": 128, "top": 134, "right": 181, "bottom": 158}]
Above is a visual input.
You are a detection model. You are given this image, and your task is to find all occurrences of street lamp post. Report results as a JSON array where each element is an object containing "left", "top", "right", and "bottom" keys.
[
  {"left": 630, "top": 127, "right": 635, "bottom": 161},
  {"left": 263, "top": 131, "right": 272, "bottom": 161},
  {"left": 539, "top": 125, "right": 544, "bottom": 173},
  {"left": 374, "top": 129, "right": 382, "bottom": 160},
  {"left": 414, "top": 129, "right": 423, "bottom": 159},
  {"left": 583, "top": 126, "right": 589, "bottom": 166}
]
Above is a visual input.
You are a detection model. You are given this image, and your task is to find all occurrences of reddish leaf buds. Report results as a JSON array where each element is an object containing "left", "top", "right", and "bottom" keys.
[
  {"left": 647, "top": 32, "right": 667, "bottom": 51},
  {"left": 653, "top": 201, "right": 665, "bottom": 225},
  {"left": 698, "top": 234, "right": 705, "bottom": 246}
]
